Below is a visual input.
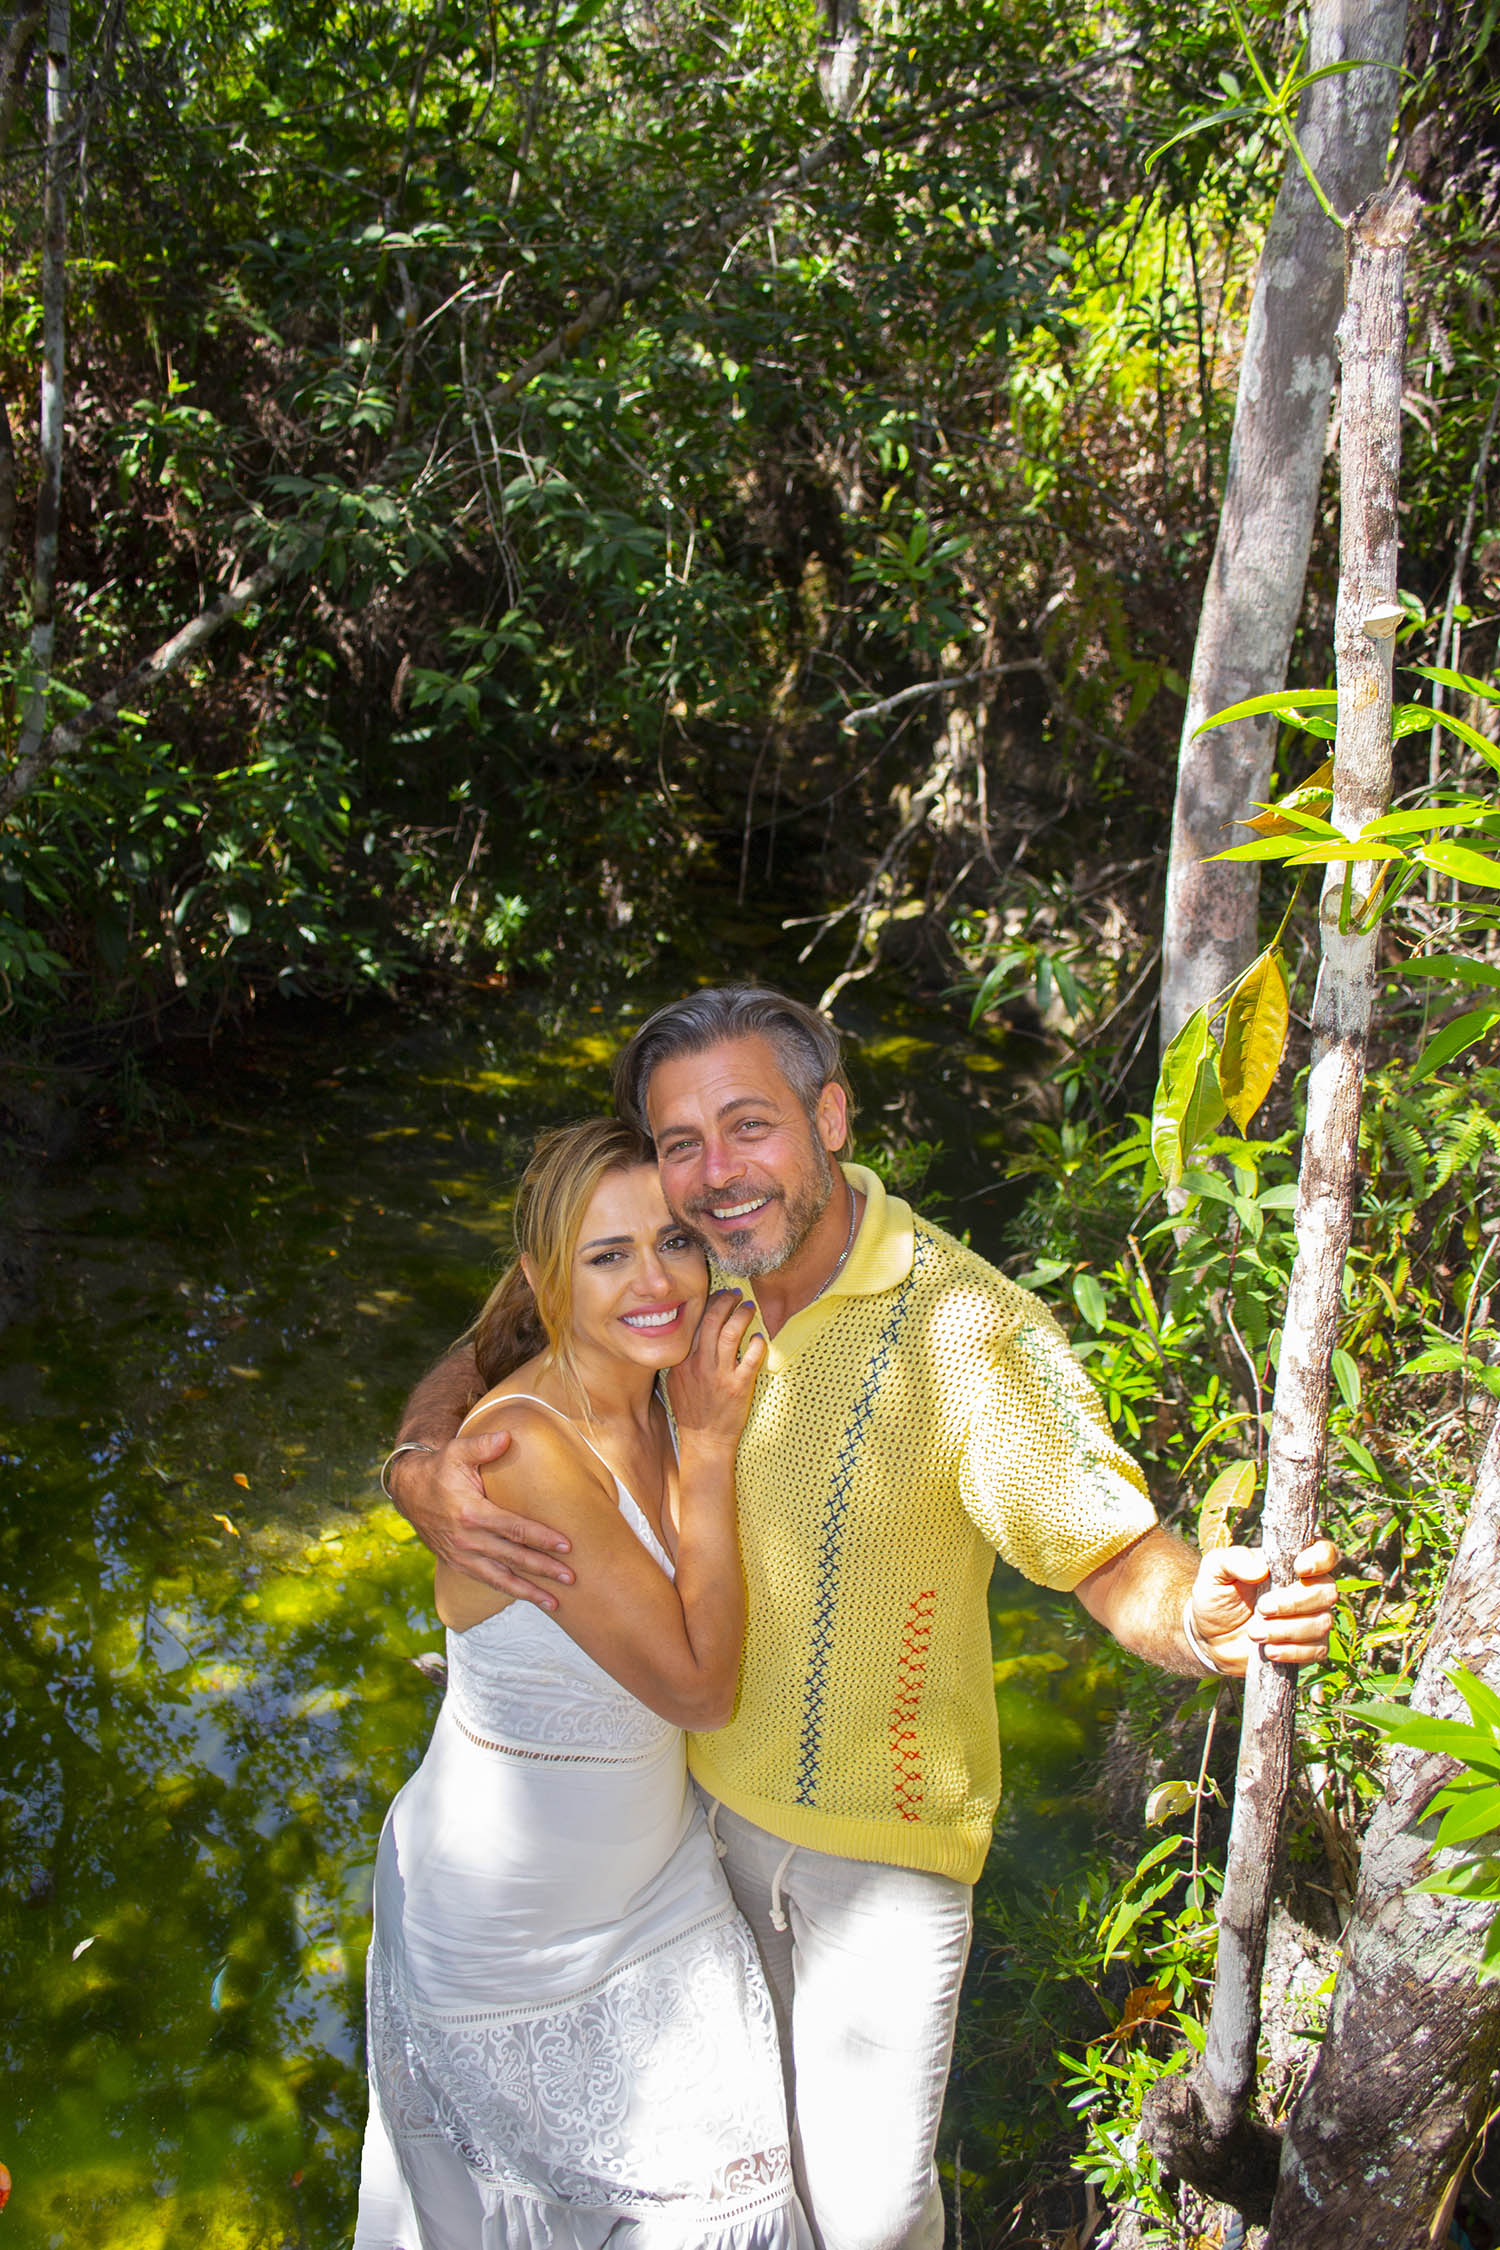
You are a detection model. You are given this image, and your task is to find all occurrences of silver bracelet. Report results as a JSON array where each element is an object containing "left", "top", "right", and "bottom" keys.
[
  {"left": 380, "top": 1440, "right": 437, "bottom": 1501},
  {"left": 1182, "top": 1594, "right": 1225, "bottom": 1677}
]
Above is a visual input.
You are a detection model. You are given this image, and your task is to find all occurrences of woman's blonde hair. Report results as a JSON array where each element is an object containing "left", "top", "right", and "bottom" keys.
[{"left": 469, "top": 1116, "right": 659, "bottom": 1407}]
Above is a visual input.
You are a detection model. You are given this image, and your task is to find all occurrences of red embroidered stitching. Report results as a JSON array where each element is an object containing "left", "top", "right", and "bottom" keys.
[{"left": 888, "top": 1588, "right": 937, "bottom": 1821}]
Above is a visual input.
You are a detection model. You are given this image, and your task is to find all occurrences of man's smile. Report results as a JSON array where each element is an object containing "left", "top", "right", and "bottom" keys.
[{"left": 705, "top": 1195, "right": 773, "bottom": 1222}]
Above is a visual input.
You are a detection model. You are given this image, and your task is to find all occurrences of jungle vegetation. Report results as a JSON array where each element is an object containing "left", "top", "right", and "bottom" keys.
[{"left": 2, "top": 0, "right": 1499, "bottom": 2243}]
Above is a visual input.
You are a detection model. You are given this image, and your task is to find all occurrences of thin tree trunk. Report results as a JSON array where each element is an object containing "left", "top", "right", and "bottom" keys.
[
  {"left": 1143, "top": 174, "right": 1422, "bottom": 2220},
  {"left": 14, "top": 0, "right": 68, "bottom": 771},
  {"left": 0, "top": 393, "right": 17, "bottom": 620},
  {"left": 1158, "top": 0, "right": 1407, "bottom": 1055},
  {"left": 0, "top": 12, "right": 43, "bottom": 613},
  {"left": 1268, "top": 1411, "right": 1500, "bottom": 2244}
]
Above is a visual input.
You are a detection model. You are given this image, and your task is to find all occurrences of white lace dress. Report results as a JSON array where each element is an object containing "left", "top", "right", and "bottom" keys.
[{"left": 354, "top": 1408, "right": 807, "bottom": 2250}]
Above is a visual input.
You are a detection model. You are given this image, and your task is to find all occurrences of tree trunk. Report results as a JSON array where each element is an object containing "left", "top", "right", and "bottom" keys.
[
  {"left": 1158, "top": 0, "right": 1407, "bottom": 1055},
  {"left": 1143, "top": 174, "right": 1421, "bottom": 2220},
  {"left": 0, "top": 9, "right": 41, "bottom": 160},
  {"left": 14, "top": 0, "right": 68, "bottom": 771},
  {"left": 1268, "top": 1411, "right": 1500, "bottom": 2244}
]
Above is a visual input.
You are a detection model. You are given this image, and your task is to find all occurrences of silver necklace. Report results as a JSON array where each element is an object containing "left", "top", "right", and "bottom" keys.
[{"left": 810, "top": 1189, "right": 860, "bottom": 1304}]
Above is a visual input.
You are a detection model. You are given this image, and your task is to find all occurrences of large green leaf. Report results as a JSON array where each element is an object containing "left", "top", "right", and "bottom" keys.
[
  {"left": 1420, "top": 840, "right": 1500, "bottom": 888},
  {"left": 1406, "top": 664, "right": 1500, "bottom": 706},
  {"left": 1413, "top": 1008, "right": 1500, "bottom": 1080},
  {"left": 1218, "top": 947, "right": 1289, "bottom": 1129},
  {"left": 1402, "top": 956, "right": 1500, "bottom": 987},
  {"left": 1190, "top": 688, "right": 1339, "bottom": 739},
  {"left": 1150, "top": 1009, "right": 1227, "bottom": 1191}
]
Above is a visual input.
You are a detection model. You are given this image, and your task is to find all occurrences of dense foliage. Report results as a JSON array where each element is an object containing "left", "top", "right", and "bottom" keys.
[{"left": 3, "top": 0, "right": 1499, "bottom": 2242}]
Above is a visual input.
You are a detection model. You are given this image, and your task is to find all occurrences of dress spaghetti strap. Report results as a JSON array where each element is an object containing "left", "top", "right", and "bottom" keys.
[
  {"left": 460, "top": 1389, "right": 621, "bottom": 1484},
  {"left": 456, "top": 1387, "right": 676, "bottom": 1573}
]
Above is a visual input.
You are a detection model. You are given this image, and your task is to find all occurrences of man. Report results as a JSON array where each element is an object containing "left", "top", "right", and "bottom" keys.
[{"left": 387, "top": 986, "right": 1338, "bottom": 2250}]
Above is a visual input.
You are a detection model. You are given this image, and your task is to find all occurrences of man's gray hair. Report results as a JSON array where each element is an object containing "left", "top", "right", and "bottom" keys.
[{"left": 613, "top": 986, "right": 854, "bottom": 1149}]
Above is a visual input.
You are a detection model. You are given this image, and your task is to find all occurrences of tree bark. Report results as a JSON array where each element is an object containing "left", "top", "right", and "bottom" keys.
[
  {"left": 1268, "top": 1410, "right": 1500, "bottom": 2244},
  {"left": 14, "top": 0, "right": 68, "bottom": 771},
  {"left": 0, "top": 8, "right": 41, "bottom": 159},
  {"left": 1158, "top": 0, "right": 1407, "bottom": 1055},
  {"left": 1143, "top": 174, "right": 1422, "bottom": 2219}
]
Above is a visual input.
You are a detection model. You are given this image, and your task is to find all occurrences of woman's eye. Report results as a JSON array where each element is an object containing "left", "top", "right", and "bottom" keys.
[{"left": 662, "top": 1232, "right": 695, "bottom": 1253}]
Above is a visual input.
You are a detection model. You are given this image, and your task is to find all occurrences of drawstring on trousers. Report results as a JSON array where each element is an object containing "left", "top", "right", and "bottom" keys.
[
  {"left": 768, "top": 1843, "right": 797, "bottom": 1933},
  {"left": 704, "top": 1796, "right": 796, "bottom": 1931}
]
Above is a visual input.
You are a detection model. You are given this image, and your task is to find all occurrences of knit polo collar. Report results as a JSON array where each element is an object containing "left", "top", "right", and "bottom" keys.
[{"left": 737, "top": 1160, "right": 917, "bottom": 1371}]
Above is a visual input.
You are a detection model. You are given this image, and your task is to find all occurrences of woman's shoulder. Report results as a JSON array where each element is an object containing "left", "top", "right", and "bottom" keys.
[{"left": 464, "top": 1387, "right": 616, "bottom": 1498}]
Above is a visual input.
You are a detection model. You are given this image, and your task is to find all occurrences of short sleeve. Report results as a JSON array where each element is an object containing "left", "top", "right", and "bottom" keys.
[{"left": 958, "top": 1306, "right": 1158, "bottom": 1590}]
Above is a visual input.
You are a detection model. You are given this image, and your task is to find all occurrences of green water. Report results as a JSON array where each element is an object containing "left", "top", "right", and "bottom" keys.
[{"left": 0, "top": 994, "right": 1119, "bottom": 2247}]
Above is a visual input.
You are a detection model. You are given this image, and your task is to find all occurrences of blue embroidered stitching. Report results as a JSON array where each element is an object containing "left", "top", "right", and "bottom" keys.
[{"left": 794, "top": 1231, "right": 928, "bottom": 1805}]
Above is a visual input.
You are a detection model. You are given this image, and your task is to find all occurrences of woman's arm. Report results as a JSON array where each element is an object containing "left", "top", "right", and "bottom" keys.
[
  {"left": 387, "top": 1345, "right": 576, "bottom": 1607},
  {"left": 447, "top": 1294, "right": 764, "bottom": 1729}
]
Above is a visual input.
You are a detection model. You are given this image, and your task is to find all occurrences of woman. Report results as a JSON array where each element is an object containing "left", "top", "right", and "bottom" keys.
[{"left": 354, "top": 1117, "right": 808, "bottom": 2250}]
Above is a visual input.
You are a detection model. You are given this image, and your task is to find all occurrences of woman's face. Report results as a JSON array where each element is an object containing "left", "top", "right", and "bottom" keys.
[{"left": 567, "top": 1164, "right": 709, "bottom": 1376}]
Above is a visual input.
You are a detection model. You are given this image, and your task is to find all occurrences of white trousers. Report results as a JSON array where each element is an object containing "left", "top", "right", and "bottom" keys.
[{"left": 703, "top": 1794, "right": 974, "bottom": 2250}]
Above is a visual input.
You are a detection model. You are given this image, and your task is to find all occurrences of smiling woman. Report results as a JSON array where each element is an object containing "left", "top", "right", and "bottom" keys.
[{"left": 354, "top": 1117, "right": 811, "bottom": 2250}]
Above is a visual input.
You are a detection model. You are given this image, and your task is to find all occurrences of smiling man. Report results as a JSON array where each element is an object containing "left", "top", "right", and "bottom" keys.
[{"left": 386, "top": 986, "right": 1338, "bottom": 2250}]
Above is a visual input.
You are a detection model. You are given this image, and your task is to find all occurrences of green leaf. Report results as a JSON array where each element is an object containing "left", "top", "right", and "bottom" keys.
[
  {"left": 1191, "top": 689, "right": 1339, "bottom": 738},
  {"left": 1363, "top": 806, "right": 1491, "bottom": 838},
  {"left": 1337, "top": 1430, "right": 1381, "bottom": 1481},
  {"left": 1401, "top": 956, "right": 1500, "bottom": 988},
  {"left": 1405, "top": 664, "right": 1500, "bottom": 706},
  {"left": 1432, "top": 1792, "right": 1500, "bottom": 1847},
  {"left": 1218, "top": 947, "right": 1289, "bottom": 1129},
  {"left": 1211, "top": 836, "right": 1319, "bottom": 864},
  {"left": 1428, "top": 710, "right": 1500, "bottom": 774},
  {"left": 1330, "top": 1347, "right": 1361, "bottom": 1410},
  {"left": 1150, "top": 1009, "right": 1227, "bottom": 1191},
  {"left": 1144, "top": 1780, "right": 1199, "bottom": 1824},
  {"left": 1412, "top": 1007, "right": 1500, "bottom": 1081},
  {"left": 1198, "top": 1458, "right": 1257, "bottom": 1550},
  {"left": 1419, "top": 840, "right": 1500, "bottom": 888},
  {"left": 1284, "top": 840, "right": 1408, "bottom": 866},
  {"left": 1413, "top": 1856, "right": 1500, "bottom": 1901},
  {"left": 1072, "top": 1271, "right": 1107, "bottom": 1330},
  {"left": 1351, "top": 1703, "right": 1500, "bottom": 1769},
  {"left": 1452, "top": 1666, "right": 1500, "bottom": 1735}
]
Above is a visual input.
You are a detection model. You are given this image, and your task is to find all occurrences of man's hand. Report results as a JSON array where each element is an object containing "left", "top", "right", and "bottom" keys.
[
  {"left": 388, "top": 1430, "right": 575, "bottom": 1609},
  {"left": 1190, "top": 1538, "right": 1341, "bottom": 1678}
]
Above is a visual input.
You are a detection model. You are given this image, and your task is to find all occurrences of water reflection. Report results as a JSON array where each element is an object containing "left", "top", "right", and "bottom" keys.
[{"left": 0, "top": 998, "right": 1113, "bottom": 2247}]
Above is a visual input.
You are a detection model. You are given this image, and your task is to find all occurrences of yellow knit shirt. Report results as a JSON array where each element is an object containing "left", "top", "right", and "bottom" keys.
[{"left": 687, "top": 1164, "right": 1158, "bottom": 1883}]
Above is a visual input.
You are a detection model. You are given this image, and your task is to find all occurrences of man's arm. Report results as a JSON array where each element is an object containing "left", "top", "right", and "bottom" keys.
[
  {"left": 383, "top": 1345, "right": 575, "bottom": 1607},
  {"left": 1076, "top": 1524, "right": 1339, "bottom": 1679}
]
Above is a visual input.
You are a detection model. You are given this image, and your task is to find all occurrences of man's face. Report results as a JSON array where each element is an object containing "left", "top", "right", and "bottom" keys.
[{"left": 645, "top": 1035, "right": 847, "bottom": 1279}]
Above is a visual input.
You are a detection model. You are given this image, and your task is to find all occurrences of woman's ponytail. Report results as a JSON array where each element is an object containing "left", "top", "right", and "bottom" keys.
[{"left": 471, "top": 1261, "right": 546, "bottom": 1389}]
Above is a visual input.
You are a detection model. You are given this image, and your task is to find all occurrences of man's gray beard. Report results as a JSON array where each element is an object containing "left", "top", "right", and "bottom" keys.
[{"left": 698, "top": 1143, "right": 835, "bottom": 1279}]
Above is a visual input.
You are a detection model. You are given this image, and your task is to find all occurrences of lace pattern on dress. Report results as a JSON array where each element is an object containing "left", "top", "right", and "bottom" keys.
[
  {"left": 445, "top": 1597, "right": 676, "bottom": 1758},
  {"left": 368, "top": 1908, "right": 793, "bottom": 2218}
]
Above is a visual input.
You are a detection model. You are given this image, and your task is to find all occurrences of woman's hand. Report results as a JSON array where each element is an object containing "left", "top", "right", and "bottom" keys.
[{"left": 664, "top": 1289, "right": 766, "bottom": 1453}]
